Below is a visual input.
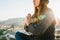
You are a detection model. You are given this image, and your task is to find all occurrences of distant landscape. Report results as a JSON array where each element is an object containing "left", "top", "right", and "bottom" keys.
[
  {"left": 0, "top": 17, "right": 60, "bottom": 40},
  {"left": 0, "top": 17, "right": 26, "bottom": 40},
  {"left": 0, "top": 17, "right": 60, "bottom": 29},
  {"left": 0, "top": 17, "right": 25, "bottom": 27}
]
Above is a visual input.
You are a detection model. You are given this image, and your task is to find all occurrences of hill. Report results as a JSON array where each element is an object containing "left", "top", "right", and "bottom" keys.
[{"left": 0, "top": 18, "right": 25, "bottom": 27}]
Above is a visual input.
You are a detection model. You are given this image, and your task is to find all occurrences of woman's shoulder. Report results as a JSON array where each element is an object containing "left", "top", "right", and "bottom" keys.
[
  {"left": 44, "top": 8, "right": 54, "bottom": 15},
  {"left": 45, "top": 8, "right": 53, "bottom": 12}
]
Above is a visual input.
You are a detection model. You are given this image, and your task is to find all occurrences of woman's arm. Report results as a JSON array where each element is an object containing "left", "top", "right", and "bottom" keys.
[{"left": 24, "top": 14, "right": 31, "bottom": 32}]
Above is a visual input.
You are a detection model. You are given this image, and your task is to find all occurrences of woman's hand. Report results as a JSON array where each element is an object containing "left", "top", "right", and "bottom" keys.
[{"left": 24, "top": 13, "right": 32, "bottom": 26}]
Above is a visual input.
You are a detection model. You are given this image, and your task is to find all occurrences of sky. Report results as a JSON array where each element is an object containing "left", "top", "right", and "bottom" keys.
[{"left": 0, "top": 0, "right": 60, "bottom": 21}]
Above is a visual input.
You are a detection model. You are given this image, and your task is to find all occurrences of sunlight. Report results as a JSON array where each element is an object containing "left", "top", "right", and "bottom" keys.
[
  {"left": 0, "top": 0, "right": 60, "bottom": 21},
  {"left": 48, "top": 0, "right": 60, "bottom": 18}
]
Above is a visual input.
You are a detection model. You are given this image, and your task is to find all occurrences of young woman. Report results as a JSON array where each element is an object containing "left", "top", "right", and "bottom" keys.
[{"left": 15, "top": 0, "right": 57, "bottom": 40}]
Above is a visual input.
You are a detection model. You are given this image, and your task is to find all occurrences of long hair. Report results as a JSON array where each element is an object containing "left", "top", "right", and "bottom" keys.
[
  {"left": 34, "top": 0, "right": 49, "bottom": 17},
  {"left": 34, "top": 0, "right": 57, "bottom": 26}
]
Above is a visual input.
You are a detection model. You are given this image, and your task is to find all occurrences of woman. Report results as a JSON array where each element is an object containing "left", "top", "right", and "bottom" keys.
[{"left": 15, "top": 0, "right": 57, "bottom": 40}]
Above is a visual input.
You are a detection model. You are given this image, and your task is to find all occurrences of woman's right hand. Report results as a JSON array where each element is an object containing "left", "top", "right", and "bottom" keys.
[{"left": 24, "top": 13, "right": 32, "bottom": 26}]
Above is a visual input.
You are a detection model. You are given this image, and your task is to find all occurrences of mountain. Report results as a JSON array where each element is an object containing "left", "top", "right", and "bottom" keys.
[{"left": 0, "top": 17, "right": 25, "bottom": 26}]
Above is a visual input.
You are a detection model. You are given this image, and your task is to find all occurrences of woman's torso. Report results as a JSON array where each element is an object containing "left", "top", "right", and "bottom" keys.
[
  {"left": 29, "top": 24, "right": 55, "bottom": 40},
  {"left": 25, "top": 8, "right": 55, "bottom": 40}
]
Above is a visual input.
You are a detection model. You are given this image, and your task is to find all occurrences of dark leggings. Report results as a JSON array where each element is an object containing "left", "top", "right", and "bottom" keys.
[{"left": 15, "top": 32, "right": 30, "bottom": 40}]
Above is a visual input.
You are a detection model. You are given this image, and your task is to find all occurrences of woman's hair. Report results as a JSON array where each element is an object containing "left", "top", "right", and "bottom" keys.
[
  {"left": 40, "top": 0, "right": 49, "bottom": 4},
  {"left": 34, "top": 0, "right": 49, "bottom": 17}
]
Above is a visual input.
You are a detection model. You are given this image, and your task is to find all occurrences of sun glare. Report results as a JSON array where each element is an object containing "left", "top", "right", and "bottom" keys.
[{"left": 48, "top": 0, "right": 60, "bottom": 18}]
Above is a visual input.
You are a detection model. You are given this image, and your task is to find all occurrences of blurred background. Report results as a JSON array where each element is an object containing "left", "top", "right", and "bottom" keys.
[{"left": 0, "top": 0, "right": 60, "bottom": 40}]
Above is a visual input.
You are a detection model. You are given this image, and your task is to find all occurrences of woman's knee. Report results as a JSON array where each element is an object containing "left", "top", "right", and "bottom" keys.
[
  {"left": 15, "top": 32, "right": 21, "bottom": 36},
  {"left": 15, "top": 31, "right": 24, "bottom": 36},
  {"left": 15, "top": 32, "right": 23, "bottom": 40}
]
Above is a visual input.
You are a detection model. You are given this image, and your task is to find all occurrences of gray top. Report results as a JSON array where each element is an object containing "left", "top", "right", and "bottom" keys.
[{"left": 24, "top": 8, "right": 55, "bottom": 36}]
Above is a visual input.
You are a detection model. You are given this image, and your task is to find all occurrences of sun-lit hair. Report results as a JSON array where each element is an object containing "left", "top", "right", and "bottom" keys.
[
  {"left": 33, "top": 0, "right": 57, "bottom": 26},
  {"left": 34, "top": 0, "right": 49, "bottom": 17}
]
